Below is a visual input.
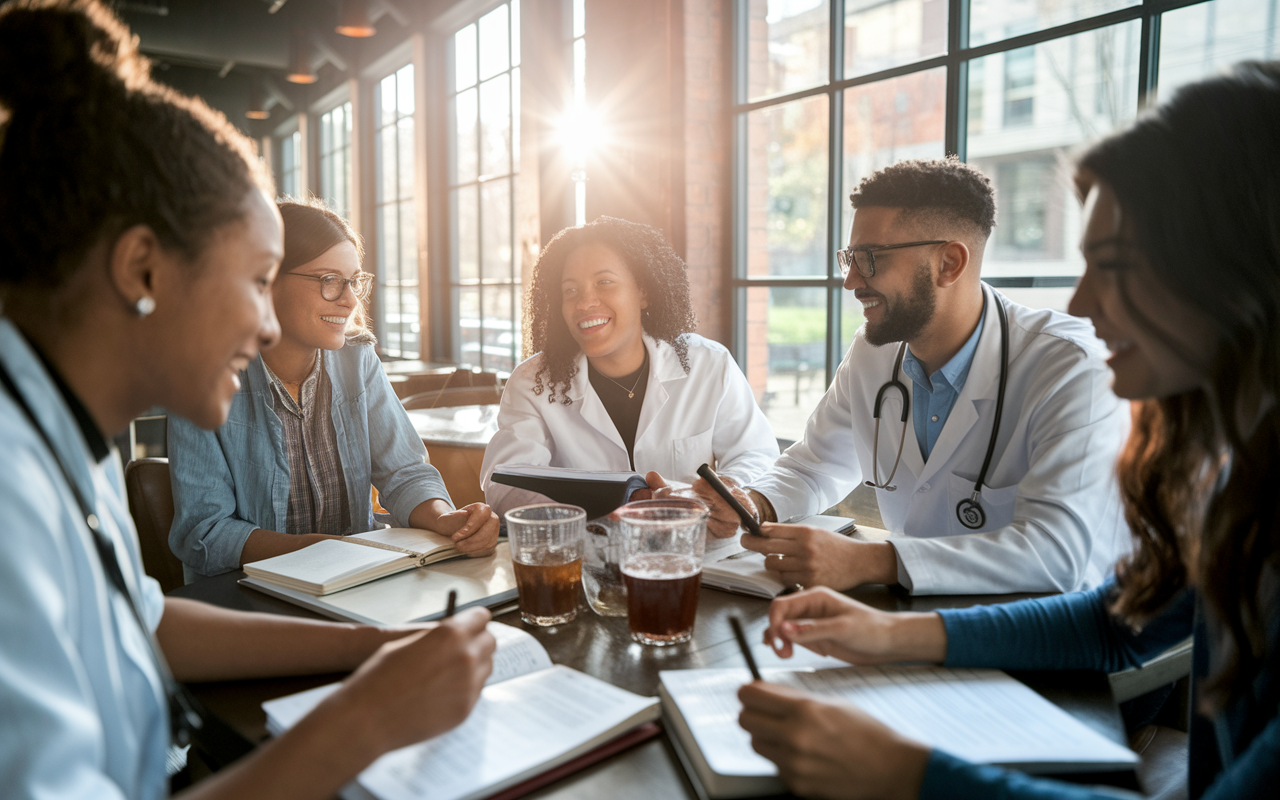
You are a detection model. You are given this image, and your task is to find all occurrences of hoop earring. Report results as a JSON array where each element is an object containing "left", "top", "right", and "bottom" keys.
[{"left": 135, "top": 296, "right": 156, "bottom": 317}]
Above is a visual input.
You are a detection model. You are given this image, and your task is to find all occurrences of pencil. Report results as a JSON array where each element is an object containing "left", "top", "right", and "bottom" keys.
[
  {"left": 729, "top": 616, "right": 763, "bottom": 682},
  {"left": 444, "top": 589, "right": 458, "bottom": 618}
]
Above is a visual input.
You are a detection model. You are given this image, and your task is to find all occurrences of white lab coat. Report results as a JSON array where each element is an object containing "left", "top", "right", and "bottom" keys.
[
  {"left": 752, "top": 288, "right": 1130, "bottom": 595},
  {"left": 482, "top": 333, "right": 780, "bottom": 517}
]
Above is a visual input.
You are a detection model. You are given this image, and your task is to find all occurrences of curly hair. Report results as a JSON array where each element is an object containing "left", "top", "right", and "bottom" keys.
[
  {"left": 525, "top": 217, "right": 697, "bottom": 404},
  {"left": 850, "top": 156, "right": 996, "bottom": 239}
]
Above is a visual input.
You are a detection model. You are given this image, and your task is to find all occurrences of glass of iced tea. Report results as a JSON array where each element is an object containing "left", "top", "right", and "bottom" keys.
[
  {"left": 505, "top": 504, "right": 585, "bottom": 626},
  {"left": 617, "top": 499, "right": 709, "bottom": 646}
]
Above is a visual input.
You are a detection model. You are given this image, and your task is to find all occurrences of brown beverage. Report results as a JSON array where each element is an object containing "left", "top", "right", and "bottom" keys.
[
  {"left": 513, "top": 558, "right": 582, "bottom": 625},
  {"left": 622, "top": 554, "right": 701, "bottom": 645}
]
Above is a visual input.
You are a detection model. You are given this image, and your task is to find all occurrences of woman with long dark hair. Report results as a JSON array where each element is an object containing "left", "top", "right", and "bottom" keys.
[
  {"left": 735, "top": 62, "right": 1280, "bottom": 799},
  {"left": 0, "top": 3, "right": 493, "bottom": 797},
  {"left": 168, "top": 200, "right": 499, "bottom": 578},
  {"left": 480, "top": 216, "right": 778, "bottom": 517}
]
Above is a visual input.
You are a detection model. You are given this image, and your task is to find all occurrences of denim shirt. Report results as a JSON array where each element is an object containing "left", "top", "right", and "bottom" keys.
[{"left": 168, "top": 342, "right": 453, "bottom": 577}]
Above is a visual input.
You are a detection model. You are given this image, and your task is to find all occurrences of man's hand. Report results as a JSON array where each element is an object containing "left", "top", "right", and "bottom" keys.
[
  {"left": 738, "top": 523, "right": 897, "bottom": 589},
  {"left": 738, "top": 681, "right": 931, "bottom": 800},
  {"left": 688, "top": 474, "right": 759, "bottom": 538}
]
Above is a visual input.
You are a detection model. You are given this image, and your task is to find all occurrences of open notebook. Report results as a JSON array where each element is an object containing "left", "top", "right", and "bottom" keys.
[
  {"left": 243, "top": 528, "right": 466, "bottom": 595},
  {"left": 660, "top": 663, "right": 1139, "bottom": 799},
  {"left": 264, "top": 623, "right": 660, "bottom": 800}
]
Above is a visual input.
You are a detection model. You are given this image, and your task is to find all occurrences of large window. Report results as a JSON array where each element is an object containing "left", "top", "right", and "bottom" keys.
[
  {"left": 732, "top": 0, "right": 1274, "bottom": 440},
  {"left": 375, "top": 64, "right": 419, "bottom": 359},
  {"left": 319, "top": 102, "right": 353, "bottom": 220},
  {"left": 278, "top": 129, "right": 301, "bottom": 199},
  {"left": 448, "top": 1, "right": 522, "bottom": 373}
]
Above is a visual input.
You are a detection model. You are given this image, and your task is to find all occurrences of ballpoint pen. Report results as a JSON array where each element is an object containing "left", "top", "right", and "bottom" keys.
[
  {"left": 444, "top": 589, "right": 457, "bottom": 619},
  {"left": 729, "top": 616, "right": 763, "bottom": 682}
]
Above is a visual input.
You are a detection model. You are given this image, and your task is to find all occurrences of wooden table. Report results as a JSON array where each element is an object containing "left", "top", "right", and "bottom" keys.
[
  {"left": 170, "top": 572, "right": 1135, "bottom": 799},
  {"left": 405, "top": 404, "right": 499, "bottom": 507}
]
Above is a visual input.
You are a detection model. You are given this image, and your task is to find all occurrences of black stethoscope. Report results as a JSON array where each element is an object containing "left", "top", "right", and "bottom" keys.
[{"left": 866, "top": 288, "right": 1010, "bottom": 530}]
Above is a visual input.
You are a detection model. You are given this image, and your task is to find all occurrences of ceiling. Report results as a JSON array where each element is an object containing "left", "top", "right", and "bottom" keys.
[{"left": 112, "top": 0, "right": 444, "bottom": 133}]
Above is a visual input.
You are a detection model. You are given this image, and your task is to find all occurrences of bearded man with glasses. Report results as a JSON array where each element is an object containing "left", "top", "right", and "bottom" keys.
[{"left": 675, "top": 158, "right": 1130, "bottom": 596}]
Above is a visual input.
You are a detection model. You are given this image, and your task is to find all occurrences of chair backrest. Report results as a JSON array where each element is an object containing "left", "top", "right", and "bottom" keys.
[
  {"left": 401, "top": 383, "right": 504, "bottom": 410},
  {"left": 123, "top": 457, "right": 185, "bottom": 593},
  {"left": 390, "top": 368, "right": 498, "bottom": 399}
]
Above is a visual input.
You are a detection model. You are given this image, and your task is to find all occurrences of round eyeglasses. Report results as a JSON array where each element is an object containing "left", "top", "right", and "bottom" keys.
[
  {"left": 284, "top": 272, "right": 374, "bottom": 301},
  {"left": 836, "top": 240, "right": 948, "bottom": 279}
]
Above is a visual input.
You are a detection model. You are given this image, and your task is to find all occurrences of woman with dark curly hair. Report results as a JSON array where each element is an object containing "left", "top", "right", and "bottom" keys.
[{"left": 481, "top": 216, "right": 778, "bottom": 518}]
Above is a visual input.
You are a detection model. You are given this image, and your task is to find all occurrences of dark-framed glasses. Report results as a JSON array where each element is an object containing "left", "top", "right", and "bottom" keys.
[
  {"left": 285, "top": 272, "right": 374, "bottom": 301},
  {"left": 836, "top": 240, "right": 948, "bottom": 279}
]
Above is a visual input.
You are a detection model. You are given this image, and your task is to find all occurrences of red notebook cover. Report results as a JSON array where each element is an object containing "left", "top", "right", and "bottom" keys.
[{"left": 482, "top": 722, "right": 662, "bottom": 800}]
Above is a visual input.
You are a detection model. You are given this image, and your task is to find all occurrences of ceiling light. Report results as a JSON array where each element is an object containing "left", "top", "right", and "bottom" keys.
[
  {"left": 286, "top": 27, "right": 317, "bottom": 84},
  {"left": 336, "top": 0, "right": 376, "bottom": 38},
  {"left": 245, "top": 81, "right": 270, "bottom": 119}
]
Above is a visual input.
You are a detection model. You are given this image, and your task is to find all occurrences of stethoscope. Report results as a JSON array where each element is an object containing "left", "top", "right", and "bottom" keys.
[{"left": 866, "top": 288, "right": 1010, "bottom": 530}]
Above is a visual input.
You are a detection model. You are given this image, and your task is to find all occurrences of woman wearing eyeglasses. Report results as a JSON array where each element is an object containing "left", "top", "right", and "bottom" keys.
[{"left": 168, "top": 200, "right": 499, "bottom": 577}]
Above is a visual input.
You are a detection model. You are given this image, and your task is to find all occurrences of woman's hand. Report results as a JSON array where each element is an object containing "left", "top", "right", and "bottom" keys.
[
  {"left": 323, "top": 608, "right": 496, "bottom": 756},
  {"left": 764, "top": 587, "right": 947, "bottom": 664},
  {"left": 431, "top": 502, "right": 501, "bottom": 557},
  {"left": 738, "top": 681, "right": 931, "bottom": 800}
]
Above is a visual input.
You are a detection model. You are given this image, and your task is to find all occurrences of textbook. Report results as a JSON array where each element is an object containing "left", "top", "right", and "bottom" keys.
[
  {"left": 701, "top": 517, "right": 870, "bottom": 599},
  {"left": 659, "top": 664, "right": 1139, "bottom": 799},
  {"left": 240, "top": 543, "right": 519, "bottom": 626},
  {"left": 243, "top": 528, "right": 468, "bottom": 595},
  {"left": 489, "top": 465, "right": 649, "bottom": 519},
  {"left": 264, "top": 623, "right": 661, "bottom": 800}
]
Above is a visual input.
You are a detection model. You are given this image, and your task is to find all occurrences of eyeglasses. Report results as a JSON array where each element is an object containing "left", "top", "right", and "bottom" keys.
[
  {"left": 836, "top": 240, "right": 948, "bottom": 279},
  {"left": 284, "top": 272, "right": 374, "bottom": 301}
]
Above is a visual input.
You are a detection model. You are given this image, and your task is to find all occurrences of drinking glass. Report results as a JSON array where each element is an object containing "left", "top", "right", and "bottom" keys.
[
  {"left": 505, "top": 504, "right": 585, "bottom": 626},
  {"left": 582, "top": 518, "right": 628, "bottom": 617},
  {"left": 617, "top": 499, "right": 709, "bottom": 645}
]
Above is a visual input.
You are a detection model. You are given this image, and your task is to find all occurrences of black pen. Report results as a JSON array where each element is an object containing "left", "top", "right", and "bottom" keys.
[
  {"left": 729, "top": 616, "right": 763, "bottom": 682},
  {"left": 444, "top": 589, "right": 458, "bottom": 619},
  {"left": 697, "top": 463, "right": 764, "bottom": 537}
]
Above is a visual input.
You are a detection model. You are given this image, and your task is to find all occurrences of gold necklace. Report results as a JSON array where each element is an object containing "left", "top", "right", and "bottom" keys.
[{"left": 603, "top": 370, "right": 645, "bottom": 399}]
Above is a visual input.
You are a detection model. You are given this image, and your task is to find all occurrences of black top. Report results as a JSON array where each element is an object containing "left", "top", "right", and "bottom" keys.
[
  {"left": 24, "top": 333, "right": 111, "bottom": 463},
  {"left": 587, "top": 349, "right": 650, "bottom": 471}
]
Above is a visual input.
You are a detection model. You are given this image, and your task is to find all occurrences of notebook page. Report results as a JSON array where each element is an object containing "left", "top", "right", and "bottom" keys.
[
  {"left": 660, "top": 665, "right": 1136, "bottom": 778},
  {"left": 354, "top": 527, "right": 454, "bottom": 554},
  {"left": 487, "top": 623, "right": 553, "bottom": 684},
  {"left": 246, "top": 539, "right": 405, "bottom": 584},
  {"left": 265, "top": 665, "right": 657, "bottom": 800},
  {"left": 361, "top": 666, "right": 655, "bottom": 800}
]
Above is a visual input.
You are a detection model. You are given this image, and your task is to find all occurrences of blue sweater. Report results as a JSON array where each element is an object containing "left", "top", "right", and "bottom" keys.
[{"left": 921, "top": 583, "right": 1279, "bottom": 799}]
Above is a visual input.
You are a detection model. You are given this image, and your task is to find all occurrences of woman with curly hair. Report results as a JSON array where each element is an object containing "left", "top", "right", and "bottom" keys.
[
  {"left": 167, "top": 200, "right": 499, "bottom": 578},
  {"left": 735, "top": 62, "right": 1280, "bottom": 800},
  {"left": 481, "top": 216, "right": 778, "bottom": 518}
]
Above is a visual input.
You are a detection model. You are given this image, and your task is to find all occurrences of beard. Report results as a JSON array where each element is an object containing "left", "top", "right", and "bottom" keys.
[{"left": 863, "top": 262, "right": 937, "bottom": 346}]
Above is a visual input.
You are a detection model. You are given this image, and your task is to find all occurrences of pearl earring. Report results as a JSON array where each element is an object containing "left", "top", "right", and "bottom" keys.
[{"left": 135, "top": 296, "right": 156, "bottom": 317}]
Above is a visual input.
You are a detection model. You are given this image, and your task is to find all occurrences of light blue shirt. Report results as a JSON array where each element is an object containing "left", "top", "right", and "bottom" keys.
[
  {"left": 168, "top": 342, "right": 453, "bottom": 577},
  {"left": 901, "top": 314, "right": 985, "bottom": 461},
  {"left": 0, "top": 318, "right": 169, "bottom": 800}
]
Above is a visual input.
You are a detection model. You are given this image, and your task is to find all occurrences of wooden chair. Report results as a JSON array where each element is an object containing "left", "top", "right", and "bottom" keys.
[
  {"left": 389, "top": 368, "right": 498, "bottom": 400},
  {"left": 401, "top": 384, "right": 504, "bottom": 410},
  {"left": 123, "top": 457, "right": 185, "bottom": 593}
]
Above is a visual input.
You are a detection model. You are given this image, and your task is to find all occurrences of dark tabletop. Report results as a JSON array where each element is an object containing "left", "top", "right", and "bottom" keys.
[{"left": 169, "top": 571, "right": 1135, "bottom": 799}]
